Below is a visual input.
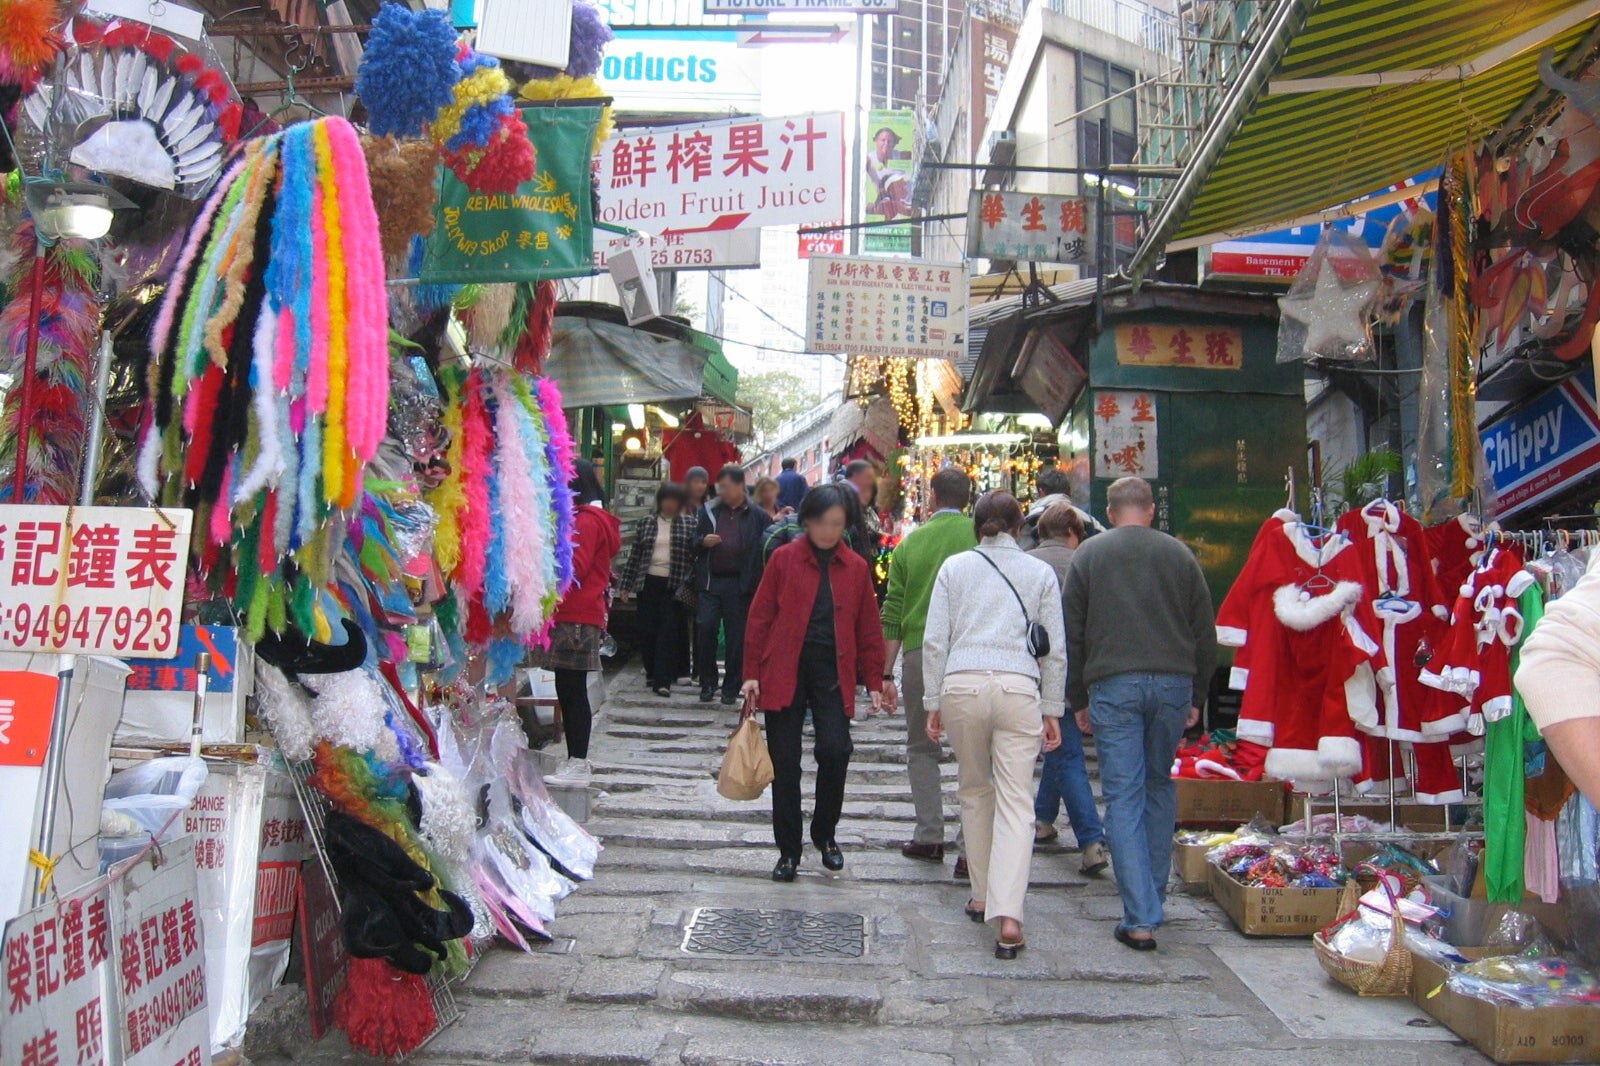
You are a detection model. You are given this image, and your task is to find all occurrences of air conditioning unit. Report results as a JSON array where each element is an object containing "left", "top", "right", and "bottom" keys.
[
  {"left": 986, "top": 129, "right": 1018, "bottom": 168},
  {"left": 609, "top": 242, "right": 661, "bottom": 325}
]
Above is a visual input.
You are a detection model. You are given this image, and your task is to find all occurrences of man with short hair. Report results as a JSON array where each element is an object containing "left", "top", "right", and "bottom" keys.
[
  {"left": 1065, "top": 477, "right": 1216, "bottom": 950},
  {"left": 881, "top": 466, "right": 977, "bottom": 862},
  {"left": 1019, "top": 465, "right": 1102, "bottom": 549},
  {"left": 776, "top": 457, "right": 808, "bottom": 513},
  {"left": 695, "top": 465, "right": 774, "bottom": 705}
]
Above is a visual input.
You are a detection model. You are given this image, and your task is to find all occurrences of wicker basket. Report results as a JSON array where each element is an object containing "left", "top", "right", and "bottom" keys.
[{"left": 1312, "top": 871, "right": 1413, "bottom": 997}]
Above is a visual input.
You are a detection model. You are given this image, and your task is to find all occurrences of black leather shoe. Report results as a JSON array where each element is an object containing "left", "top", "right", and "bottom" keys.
[
  {"left": 721, "top": 692, "right": 737, "bottom": 706},
  {"left": 900, "top": 841, "right": 945, "bottom": 863},
  {"left": 953, "top": 856, "right": 969, "bottom": 881},
  {"left": 817, "top": 841, "right": 844, "bottom": 871},
  {"left": 995, "top": 938, "right": 1026, "bottom": 961},
  {"left": 1114, "top": 926, "right": 1157, "bottom": 952},
  {"left": 699, "top": 688, "right": 716, "bottom": 703},
  {"left": 772, "top": 856, "right": 799, "bottom": 882}
]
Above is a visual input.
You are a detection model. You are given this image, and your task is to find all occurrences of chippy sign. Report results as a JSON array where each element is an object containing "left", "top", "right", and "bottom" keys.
[
  {"left": 967, "top": 189, "right": 1093, "bottom": 266},
  {"left": 806, "top": 255, "right": 967, "bottom": 360},
  {"left": 1093, "top": 390, "right": 1159, "bottom": 479},
  {"left": 1482, "top": 372, "right": 1600, "bottom": 517},
  {"left": 0, "top": 506, "right": 192, "bottom": 658},
  {"left": 596, "top": 112, "right": 846, "bottom": 234}
]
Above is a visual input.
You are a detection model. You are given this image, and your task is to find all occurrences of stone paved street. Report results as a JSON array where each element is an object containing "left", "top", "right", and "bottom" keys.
[{"left": 251, "top": 668, "right": 1490, "bottom": 1065}]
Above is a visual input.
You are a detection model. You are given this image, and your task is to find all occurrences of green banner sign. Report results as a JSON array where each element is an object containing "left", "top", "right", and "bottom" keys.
[{"left": 420, "top": 106, "right": 601, "bottom": 284}]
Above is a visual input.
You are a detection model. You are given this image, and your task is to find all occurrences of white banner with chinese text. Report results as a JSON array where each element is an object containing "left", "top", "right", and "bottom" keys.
[
  {"left": 597, "top": 113, "right": 846, "bottom": 234},
  {"left": 966, "top": 190, "right": 1093, "bottom": 267},
  {"left": 806, "top": 256, "right": 968, "bottom": 360},
  {"left": 0, "top": 507, "right": 191, "bottom": 659},
  {"left": 1093, "top": 390, "right": 1159, "bottom": 480}
]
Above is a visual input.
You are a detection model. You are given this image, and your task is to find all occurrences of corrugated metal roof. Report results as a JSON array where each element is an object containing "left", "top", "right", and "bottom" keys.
[
  {"left": 1169, "top": 0, "right": 1600, "bottom": 244},
  {"left": 962, "top": 278, "right": 1104, "bottom": 380}
]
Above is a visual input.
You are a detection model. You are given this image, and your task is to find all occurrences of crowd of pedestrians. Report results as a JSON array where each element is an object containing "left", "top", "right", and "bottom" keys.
[{"left": 537, "top": 450, "right": 1218, "bottom": 960}]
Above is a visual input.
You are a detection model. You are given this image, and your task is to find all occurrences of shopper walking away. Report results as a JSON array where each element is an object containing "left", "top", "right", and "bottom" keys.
[
  {"left": 776, "top": 457, "right": 808, "bottom": 512},
  {"left": 1027, "top": 505, "right": 1108, "bottom": 874},
  {"left": 619, "top": 482, "right": 699, "bottom": 697},
  {"left": 1018, "top": 465, "right": 1102, "bottom": 550},
  {"left": 537, "top": 461, "right": 621, "bottom": 786},
  {"left": 1065, "top": 477, "right": 1216, "bottom": 951},
  {"left": 923, "top": 492, "right": 1066, "bottom": 959},
  {"left": 743, "top": 485, "right": 886, "bottom": 881},
  {"left": 881, "top": 467, "right": 977, "bottom": 863},
  {"left": 695, "top": 465, "right": 774, "bottom": 706},
  {"left": 753, "top": 476, "right": 781, "bottom": 518}
]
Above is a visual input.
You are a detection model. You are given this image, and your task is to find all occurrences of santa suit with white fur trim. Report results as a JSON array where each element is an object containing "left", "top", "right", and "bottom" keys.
[
  {"left": 1217, "top": 513, "right": 1387, "bottom": 789},
  {"left": 1420, "top": 543, "right": 1532, "bottom": 739},
  {"left": 1333, "top": 503, "right": 1464, "bottom": 803}
]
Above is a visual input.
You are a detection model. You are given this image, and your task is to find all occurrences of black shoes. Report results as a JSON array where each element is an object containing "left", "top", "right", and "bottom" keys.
[
  {"left": 817, "top": 840, "right": 844, "bottom": 871},
  {"left": 699, "top": 688, "right": 716, "bottom": 703},
  {"left": 720, "top": 692, "right": 738, "bottom": 706},
  {"left": 772, "top": 856, "right": 799, "bottom": 882},
  {"left": 1115, "top": 926, "right": 1158, "bottom": 952},
  {"left": 900, "top": 841, "right": 945, "bottom": 863},
  {"left": 995, "top": 938, "right": 1026, "bottom": 961}
]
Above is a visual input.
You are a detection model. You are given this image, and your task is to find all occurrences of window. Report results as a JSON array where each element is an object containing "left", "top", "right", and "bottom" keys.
[{"left": 1078, "top": 55, "right": 1137, "bottom": 167}]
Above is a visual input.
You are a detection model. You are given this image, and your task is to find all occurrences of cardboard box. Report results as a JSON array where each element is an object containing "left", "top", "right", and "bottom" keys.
[
  {"left": 1207, "top": 864, "right": 1346, "bottom": 937},
  {"left": 1176, "top": 778, "right": 1287, "bottom": 827},
  {"left": 1173, "top": 836, "right": 1215, "bottom": 886},
  {"left": 1421, "top": 876, "right": 1571, "bottom": 947},
  {"left": 1411, "top": 950, "right": 1600, "bottom": 1063}
]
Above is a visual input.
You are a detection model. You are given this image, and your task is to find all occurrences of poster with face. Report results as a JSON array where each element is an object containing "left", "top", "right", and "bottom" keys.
[{"left": 862, "top": 109, "right": 917, "bottom": 254}]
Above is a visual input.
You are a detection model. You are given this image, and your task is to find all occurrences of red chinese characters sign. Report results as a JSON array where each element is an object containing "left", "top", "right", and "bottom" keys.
[
  {"left": 112, "top": 837, "right": 208, "bottom": 1066},
  {"left": 596, "top": 112, "right": 847, "bottom": 234},
  {"left": 0, "top": 507, "right": 192, "bottom": 658},
  {"left": 966, "top": 189, "right": 1094, "bottom": 266},
  {"left": 1114, "top": 324, "right": 1243, "bottom": 370},
  {"left": 1, "top": 880, "right": 114, "bottom": 1066},
  {"left": 806, "top": 255, "right": 968, "bottom": 360},
  {"left": 0, "top": 671, "right": 59, "bottom": 768},
  {"left": 1093, "top": 390, "right": 1159, "bottom": 480}
]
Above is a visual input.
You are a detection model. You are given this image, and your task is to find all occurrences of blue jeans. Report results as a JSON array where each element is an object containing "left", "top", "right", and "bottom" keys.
[
  {"left": 1033, "top": 714, "right": 1104, "bottom": 847},
  {"left": 1089, "top": 673, "right": 1190, "bottom": 934}
]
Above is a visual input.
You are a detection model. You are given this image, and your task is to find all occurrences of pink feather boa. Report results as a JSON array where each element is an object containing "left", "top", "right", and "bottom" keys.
[
  {"left": 455, "top": 371, "right": 493, "bottom": 596},
  {"left": 326, "top": 118, "right": 389, "bottom": 462},
  {"left": 492, "top": 373, "right": 548, "bottom": 635}
]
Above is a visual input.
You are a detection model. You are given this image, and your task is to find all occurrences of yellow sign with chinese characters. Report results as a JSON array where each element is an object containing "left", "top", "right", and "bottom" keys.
[{"left": 1114, "top": 324, "right": 1243, "bottom": 370}]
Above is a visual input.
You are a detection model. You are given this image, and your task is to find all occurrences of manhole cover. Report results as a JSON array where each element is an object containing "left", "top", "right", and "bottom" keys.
[{"left": 682, "top": 908, "right": 866, "bottom": 958}]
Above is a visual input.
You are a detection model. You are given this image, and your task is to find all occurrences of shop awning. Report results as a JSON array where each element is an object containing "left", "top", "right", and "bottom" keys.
[
  {"left": 1130, "top": 0, "right": 1600, "bottom": 278},
  {"left": 698, "top": 347, "right": 741, "bottom": 407},
  {"left": 547, "top": 316, "right": 710, "bottom": 409}
]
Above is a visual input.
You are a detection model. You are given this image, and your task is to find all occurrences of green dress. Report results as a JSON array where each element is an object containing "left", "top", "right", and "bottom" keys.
[{"left": 1484, "top": 582, "right": 1545, "bottom": 904}]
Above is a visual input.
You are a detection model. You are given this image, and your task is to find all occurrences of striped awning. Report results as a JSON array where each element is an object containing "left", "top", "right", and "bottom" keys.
[{"left": 1138, "top": 0, "right": 1600, "bottom": 269}]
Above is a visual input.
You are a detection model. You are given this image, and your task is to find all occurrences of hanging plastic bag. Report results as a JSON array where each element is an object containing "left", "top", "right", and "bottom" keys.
[
  {"left": 1277, "top": 228, "right": 1382, "bottom": 363},
  {"left": 717, "top": 712, "right": 774, "bottom": 801}
]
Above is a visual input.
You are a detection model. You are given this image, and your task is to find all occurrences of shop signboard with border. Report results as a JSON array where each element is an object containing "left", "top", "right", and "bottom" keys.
[
  {"left": 1, "top": 876, "right": 115, "bottom": 1066},
  {"left": 1481, "top": 371, "right": 1600, "bottom": 518},
  {"left": 806, "top": 255, "right": 967, "bottom": 360},
  {"left": 599, "top": 29, "right": 763, "bottom": 112},
  {"left": 597, "top": 112, "right": 847, "bottom": 235},
  {"left": 1092, "top": 389, "right": 1159, "bottom": 480},
  {"left": 967, "top": 189, "right": 1093, "bottom": 266},
  {"left": 593, "top": 228, "right": 761, "bottom": 271},
  {"left": 1113, "top": 323, "right": 1244, "bottom": 370},
  {"left": 110, "top": 835, "right": 210, "bottom": 1066},
  {"left": 0, "top": 506, "right": 191, "bottom": 659}
]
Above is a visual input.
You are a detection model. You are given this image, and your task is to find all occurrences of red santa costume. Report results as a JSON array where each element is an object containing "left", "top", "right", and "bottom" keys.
[
  {"left": 1216, "top": 512, "right": 1385, "bottom": 789},
  {"left": 1420, "top": 541, "right": 1532, "bottom": 737},
  {"left": 1334, "top": 502, "right": 1465, "bottom": 803},
  {"left": 1424, "top": 513, "right": 1485, "bottom": 596}
]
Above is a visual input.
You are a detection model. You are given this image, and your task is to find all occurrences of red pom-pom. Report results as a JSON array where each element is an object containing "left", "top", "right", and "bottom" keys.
[
  {"left": 193, "top": 69, "right": 223, "bottom": 95},
  {"left": 71, "top": 20, "right": 104, "bottom": 46},
  {"left": 333, "top": 958, "right": 438, "bottom": 1059},
  {"left": 216, "top": 104, "right": 242, "bottom": 142},
  {"left": 515, "top": 281, "right": 557, "bottom": 375},
  {"left": 175, "top": 53, "right": 203, "bottom": 75},
  {"left": 143, "top": 34, "right": 175, "bottom": 62},
  {"left": 444, "top": 112, "right": 535, "bottom": 194}
]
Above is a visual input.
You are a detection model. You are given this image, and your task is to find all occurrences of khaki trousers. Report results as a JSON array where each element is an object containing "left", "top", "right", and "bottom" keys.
[{"left": 940, "top": 671, "right": 1044, "bottom": 924}]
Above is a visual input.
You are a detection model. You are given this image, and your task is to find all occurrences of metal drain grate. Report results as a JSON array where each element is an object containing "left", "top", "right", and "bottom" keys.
[{"left": 682, "top": 908, "right": 866, "bottom": 958}]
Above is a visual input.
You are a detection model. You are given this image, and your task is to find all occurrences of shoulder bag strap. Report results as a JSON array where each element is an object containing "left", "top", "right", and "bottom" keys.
[{"left": 971, "top": 549, "right": 1033, "bottom": 625}]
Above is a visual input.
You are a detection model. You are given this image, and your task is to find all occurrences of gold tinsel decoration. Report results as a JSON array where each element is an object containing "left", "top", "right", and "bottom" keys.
[{"left": 1446, "top": 156, "right": 1478, "bottom": 500}]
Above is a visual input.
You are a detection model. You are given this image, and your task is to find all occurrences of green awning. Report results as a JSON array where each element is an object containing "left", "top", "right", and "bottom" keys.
[
  {"left": 1135, "top": 0, "right": 1600, "bottom": 271},
  {"left": 698, "top": 345, "right": 740, "bottom": 407}
]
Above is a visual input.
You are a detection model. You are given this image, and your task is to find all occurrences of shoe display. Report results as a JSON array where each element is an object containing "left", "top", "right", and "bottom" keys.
[
  {"left": 817, "top": 840, "right": 844, "bottom": 871},
  {"left": 900, "top": 841, "right": 945, "bottom": 862},
  {"left": 1034, "top": 820, "right": 1059, "bottom": 844},
  {"left": 546, "top": 758, "right": 592, "bottom": 786},
  {"left": 953, "top": 856, "right": 969, "bottom": 881},
  {"left": 1080, "top": 840, "right": 1110, "bottom": 876},
  {"left": 772, "top": 856, "right": 799, "bottom": 882}
]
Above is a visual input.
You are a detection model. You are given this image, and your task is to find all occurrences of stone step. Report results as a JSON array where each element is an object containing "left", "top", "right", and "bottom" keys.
[{"left": 591, "top": 842, "right": 1097, "bottom": 888}]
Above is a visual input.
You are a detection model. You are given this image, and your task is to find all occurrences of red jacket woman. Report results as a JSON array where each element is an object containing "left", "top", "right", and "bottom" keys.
[{"left": 741, "top": 484, "right": 886, "bottom": 882}]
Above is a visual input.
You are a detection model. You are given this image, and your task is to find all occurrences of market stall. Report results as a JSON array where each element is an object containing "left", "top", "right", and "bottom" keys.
[{"left": 0, "top": 1, "right": 631, "bottom": 1061}]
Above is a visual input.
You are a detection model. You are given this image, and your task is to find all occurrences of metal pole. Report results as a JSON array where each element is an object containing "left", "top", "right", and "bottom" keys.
[
  {"left": 12, "top": 247, "right": 44, "bottom": 500},
  {"left": 79, "top": 330, "right": 111, "bottom": 505},
  {"left": 851, "top": 12, "right": 867, "bottom": 256}
]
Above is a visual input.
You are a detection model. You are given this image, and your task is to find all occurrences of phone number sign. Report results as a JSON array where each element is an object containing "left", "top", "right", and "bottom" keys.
[{"left": 0, "top": 507, "right": 192, "bottom": 658}]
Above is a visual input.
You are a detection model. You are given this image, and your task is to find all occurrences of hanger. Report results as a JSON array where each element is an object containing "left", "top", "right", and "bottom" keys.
[{"left": 244, "top": 35, "right": 326, "bottom": 138}]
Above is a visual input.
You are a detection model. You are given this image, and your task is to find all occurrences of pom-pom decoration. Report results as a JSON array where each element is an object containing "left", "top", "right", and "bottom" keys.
[
  {"left": 23, "top": 17, "right": 242, "bottom": 196},
  {"left": 361, "top": 134, "right": 442, "bottom": 259},
  {"left": 137, "top": 116, "right": 390, "bottom": 642},
  {"left": 518, "top": 74, "right": 613, "bottom": 152},
  {"left": 565, "top": 3, "right": 615, "bottom": 79},
  {"left": 353, "top": 3, "right": 459, "bottom": 139},
  {"left": 443, "top": 108, "right": 535, "bottom": 194},
  {"left": 0, "top": 0, "right": 60, "bottom": 84}
]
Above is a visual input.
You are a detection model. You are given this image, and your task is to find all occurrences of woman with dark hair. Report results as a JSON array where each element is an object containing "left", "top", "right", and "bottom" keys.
[
  {"left": 537, "top": 460, "right": 621, "bottom": 785},
  {"left": 742, "top": 485, "right": 887, "bottom": 882},
  {"left": 923, "top": 492, "right": 1066, "bottom": 959},
  {"left": 619, "top": 482, "right": 699, "bottom": 697}
]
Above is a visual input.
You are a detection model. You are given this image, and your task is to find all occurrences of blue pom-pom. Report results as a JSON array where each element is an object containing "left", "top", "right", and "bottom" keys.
[{"left": 356, "top": 4, "right": 461, "bottom": 138}]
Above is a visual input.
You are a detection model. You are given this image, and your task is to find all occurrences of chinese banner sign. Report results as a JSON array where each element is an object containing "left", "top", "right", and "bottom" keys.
[
  {"left": 1114, "top": 324, "right": 1243, "bottom": 370},
  {"left": 862, "top": 110, "right": 916, "bottom": 255},
  {"left": 0, "top": 671, "right": 58, "bottom": 767},
  {"left": 0, "top": 506, "right": 192, "bottom": 658},
  {"left": 421, "top": 106, "right": 600, "bottom": 284},
  {"left": 1093, "top": 390, "right": 1159, "bottom": 479},
  {"left": 111, "top": 836, "right": 209, "bottom": 1066},
  {"left": 969, "top": 15, "right": 1018, "bottom": 158},
  {"left": 596, "top": 112, "right": 847, "bottom": 234},
  {"left": 1, "top": 879, "right": 115, "bottom": 1066},
  {"left": 806, "top": 255, "right": 967, "bottom": 360},
  {"left": 967, "top": 189, "right": 1094, "bottom": 266}
]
